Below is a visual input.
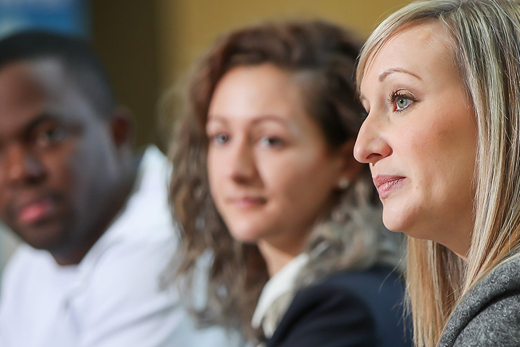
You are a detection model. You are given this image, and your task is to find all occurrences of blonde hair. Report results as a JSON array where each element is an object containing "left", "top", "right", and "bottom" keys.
[{"left": 357, "top": 0, "right": 520, "bottom": 346}]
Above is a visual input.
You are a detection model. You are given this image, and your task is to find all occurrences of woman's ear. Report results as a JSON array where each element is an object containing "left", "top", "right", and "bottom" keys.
[
  {"left": 335, "top": 138, "right": 365, "bottom": 189},
  {"left": 109, "top": 106, "right": 134, "bottom": 149}
]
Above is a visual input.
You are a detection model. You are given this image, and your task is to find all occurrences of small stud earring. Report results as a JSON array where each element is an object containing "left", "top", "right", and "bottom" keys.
[{"left": 338, "top": 178, "right": 350, "bottom": 189}]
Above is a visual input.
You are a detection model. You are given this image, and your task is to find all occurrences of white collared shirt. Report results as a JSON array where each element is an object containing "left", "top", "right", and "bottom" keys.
[{"left": 252, "top": 253, "right": 309, "bottom": 339}]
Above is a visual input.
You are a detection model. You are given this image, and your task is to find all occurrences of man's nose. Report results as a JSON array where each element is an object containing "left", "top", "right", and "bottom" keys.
[{"left": 1, "top": 144, "right": 46, "bottom": 186}]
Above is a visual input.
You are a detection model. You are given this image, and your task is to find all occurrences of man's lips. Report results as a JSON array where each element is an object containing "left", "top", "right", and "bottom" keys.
[
  {"left": 372, "top": 175, "right": 406, "bottom": 199},
  {"left": 16, "top": 197, "right": 57, "bottom": 225}
]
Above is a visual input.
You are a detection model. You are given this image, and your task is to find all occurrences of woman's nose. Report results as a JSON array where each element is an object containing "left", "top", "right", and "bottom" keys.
[
  {"left": 228, "top": 138, "right": 258, "bottom": 184},
  {"left": 354, "top": 114, "right": 392, "bottom": 165}
]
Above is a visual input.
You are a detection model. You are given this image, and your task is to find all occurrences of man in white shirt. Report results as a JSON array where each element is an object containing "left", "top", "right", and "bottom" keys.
[{"left": 0, "top": 30, "right": 238, "bottom": 347}]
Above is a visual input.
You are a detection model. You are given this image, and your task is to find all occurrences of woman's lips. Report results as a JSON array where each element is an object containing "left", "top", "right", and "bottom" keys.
[
  {"left": 227, "top": 196, "right": 267, "bottom": 208},
  {"left": 372, "top": 175, "right": 406, "bottom": 199}
]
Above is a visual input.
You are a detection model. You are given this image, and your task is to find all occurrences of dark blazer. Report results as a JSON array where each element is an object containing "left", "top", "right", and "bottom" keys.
[
  {"left": 438, "top": 255, "right": 520, "bottom": 347},
  {"left": 266, "top": 266, "right": 412, "bottom": 347}
]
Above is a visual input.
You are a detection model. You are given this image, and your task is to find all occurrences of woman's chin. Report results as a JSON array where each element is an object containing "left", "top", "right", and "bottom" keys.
[
  {"left": 228, "top": 227, "right": 263, "bottom": 244},
  {"left": 382, "top": 215, "right": 416, "bottom": 238}
]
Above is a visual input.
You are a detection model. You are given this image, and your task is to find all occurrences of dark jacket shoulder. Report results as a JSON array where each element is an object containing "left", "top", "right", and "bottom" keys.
[
  {"left": 439, "top": 255, "right": 520, "bottom": 347},
  {"left": 266, "top": 266, "right": 412, "bottom": 347}
]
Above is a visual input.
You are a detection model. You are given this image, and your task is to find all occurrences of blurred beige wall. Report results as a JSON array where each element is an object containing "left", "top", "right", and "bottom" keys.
[
  {"left": 156, "top": 0, "right": 412, "bottom": 91},
  {"left": 92, "top": 0, "right": 161, "bottom": 149}
]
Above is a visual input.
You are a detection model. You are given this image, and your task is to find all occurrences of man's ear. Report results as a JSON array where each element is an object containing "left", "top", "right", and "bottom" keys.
[
  {"left": 335, "top": 138, "right": 365, "bottom": 189},
  {"left": 109, "top": 106, "right": 134, "bottom": 149}
]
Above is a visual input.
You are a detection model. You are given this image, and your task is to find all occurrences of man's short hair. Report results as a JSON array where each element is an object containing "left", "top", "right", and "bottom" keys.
[{"left": 0, "top": 30, "right": 115, "bottom": 118}]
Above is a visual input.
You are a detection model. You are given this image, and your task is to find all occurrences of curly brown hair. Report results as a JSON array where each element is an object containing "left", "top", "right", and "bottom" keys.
[{"left": 168, "top": 20, "right": 403, "bottom": 342}]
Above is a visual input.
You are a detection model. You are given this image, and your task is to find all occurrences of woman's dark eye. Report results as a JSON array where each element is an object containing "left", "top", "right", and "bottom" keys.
[{"left": 259, "top": 137, "right": 284, "bottom": 148}]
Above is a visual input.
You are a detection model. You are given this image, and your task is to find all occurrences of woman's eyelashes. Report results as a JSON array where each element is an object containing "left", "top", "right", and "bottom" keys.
[
  {"left": 258, "top": 136, "right": 285, "bottom": 148},
  {"left": 206, "top": 128, "right": 228, "bottom": 146},
  {"left": 207, "top": 130, "right": 286, "bottom": 149},
  {"left": 213, "top": 133, "right": 229, "bottom": 145},
  {"left": 389, "top": 90, "right": 417, "bottom": 112}
]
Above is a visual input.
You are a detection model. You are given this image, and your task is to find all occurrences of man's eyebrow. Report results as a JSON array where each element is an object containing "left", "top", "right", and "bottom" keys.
[
  {"left": 25, "top": 114, "right": 60, "bottom": 133},
  {"left": 379, "top": 68, "right": 422, "bottom": 82}
]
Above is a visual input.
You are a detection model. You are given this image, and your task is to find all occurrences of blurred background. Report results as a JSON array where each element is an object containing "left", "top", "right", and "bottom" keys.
[{"left": 0, "top": 0, "right": 411, "bottom": 280}]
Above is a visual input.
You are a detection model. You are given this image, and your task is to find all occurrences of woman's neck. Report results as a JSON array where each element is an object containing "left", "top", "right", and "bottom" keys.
[{"left": 257, "top": 238, "right": 305, "bottom": 277}]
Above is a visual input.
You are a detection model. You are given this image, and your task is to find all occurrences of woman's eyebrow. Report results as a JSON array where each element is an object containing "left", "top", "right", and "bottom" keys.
[{"left": 379, "top": 67, "right": 422, "bottom": 82}]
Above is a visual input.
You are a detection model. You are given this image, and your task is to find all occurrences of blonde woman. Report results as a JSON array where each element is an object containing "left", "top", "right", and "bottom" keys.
[
  {"left": 168, "top": 21, "right": 410, "bottom": 347},
  {"left": 354, "top": 0, "right": 520, "bottom": 346}
]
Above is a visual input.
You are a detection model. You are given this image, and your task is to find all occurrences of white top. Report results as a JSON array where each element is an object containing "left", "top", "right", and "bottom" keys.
[
  {"left": 251, "top": 253, "right": 309, "bottom": 338},
  {"left": 0, "top": 146, "right": 240, "bottom": 347}
]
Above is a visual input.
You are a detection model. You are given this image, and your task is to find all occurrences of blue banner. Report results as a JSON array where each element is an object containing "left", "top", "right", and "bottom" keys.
[{"left": 0, "top": 0, "right": 89, "bottom": 38}]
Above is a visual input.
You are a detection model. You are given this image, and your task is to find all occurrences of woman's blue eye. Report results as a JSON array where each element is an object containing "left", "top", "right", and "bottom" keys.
[
  {"left": 214, "top": 133, "right": 228, "bottom": 144},
  {"left": 395, "top": 96, "right": 412, "bottom": 110},
  {"left": 391, "top": 91, "right": 415, "bottom": 112}
]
